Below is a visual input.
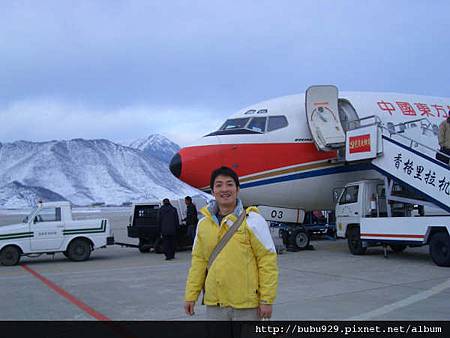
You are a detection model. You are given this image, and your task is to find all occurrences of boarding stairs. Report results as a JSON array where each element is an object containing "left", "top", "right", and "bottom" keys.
[{"left": 344, "top": 116, "right": 450, "bottom": 213}]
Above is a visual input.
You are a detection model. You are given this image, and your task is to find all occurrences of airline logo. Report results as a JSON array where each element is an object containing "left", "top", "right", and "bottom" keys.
[{"left": 349, "top": 134, "right": 371, "bottom": 153}]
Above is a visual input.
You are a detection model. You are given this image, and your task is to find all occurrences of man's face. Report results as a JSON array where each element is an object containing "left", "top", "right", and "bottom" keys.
[{"left": 212, "top": 175, "right": 239, "bottom": 209}]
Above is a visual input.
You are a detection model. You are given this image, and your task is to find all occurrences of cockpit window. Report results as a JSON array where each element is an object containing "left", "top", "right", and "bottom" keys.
[
  {"left": 205, "top": 115, "right": 288, "bottom": 136},
  {"left": 220, "top": 118, "right": 250, "bottom": 131},
  {"left": 247, "top": 117, "right": 267, "bottom": 133},
  {"left": 267, "top": 116, "right": 288, "bottom": 132}
]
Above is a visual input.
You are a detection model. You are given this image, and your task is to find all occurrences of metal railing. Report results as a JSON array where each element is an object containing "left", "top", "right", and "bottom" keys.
[{"left": 347, "top": 116, "right": 450, "bottom": 163}]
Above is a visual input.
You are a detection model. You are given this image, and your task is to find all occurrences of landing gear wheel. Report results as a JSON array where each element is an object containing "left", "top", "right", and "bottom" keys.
[
  {"left": 138, "top": 238, "right": 151, "bottom": 253},
  {"left": 293, "top": 230, "right": 310, "bottom": 250},
  {"left": 347, "top": 226, "right": 367, "bottom": 255},
  {"left": 430, "top": 232, "right": 450, "bottom": 267},
  {"left": 390, "top": 244, "right": 407, "bottom": 253},
  {"left": 66, "top": 239, "right": 91, "bottom": 262},
  {"left": 0, "top": 246, "right": 21, "bottom": 266}
]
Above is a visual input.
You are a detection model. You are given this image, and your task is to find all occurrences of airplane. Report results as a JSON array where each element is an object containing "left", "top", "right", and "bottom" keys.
[{"left": 169, "top": 85, "right": 450, "bottom": 218}]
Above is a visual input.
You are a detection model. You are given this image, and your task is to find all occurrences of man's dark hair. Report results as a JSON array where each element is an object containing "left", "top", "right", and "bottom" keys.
[
  {"left": 210, "top": 166, "right": 240, "bottom": 191},
  {"left": 163, "top": 198, "right": 170, "bottom": 205},
  {"left": 185, "top": 196, "right": 192, "bottom": 202}
]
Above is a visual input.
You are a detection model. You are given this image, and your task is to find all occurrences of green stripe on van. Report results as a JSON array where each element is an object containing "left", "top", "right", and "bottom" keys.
[{"left": 63, "top": 220, "right": 106, "bottom": 235}]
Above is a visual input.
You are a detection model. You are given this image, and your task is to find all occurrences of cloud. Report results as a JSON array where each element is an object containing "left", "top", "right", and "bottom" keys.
[{"left": 0, "top": 97, "right": 224, "bottom": 146}]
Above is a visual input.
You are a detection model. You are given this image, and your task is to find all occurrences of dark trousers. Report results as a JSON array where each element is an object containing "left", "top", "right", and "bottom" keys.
[
  {"left": 437, "top": 147, "right": 450, "bottom": 165},
  {"left": 162, "top": 235, "right": 176, "bottom": 259}
]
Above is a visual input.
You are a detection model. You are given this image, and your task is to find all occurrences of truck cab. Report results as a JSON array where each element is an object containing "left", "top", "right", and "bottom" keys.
[{"left": 336, "top": 180, "right": 385, "bottom": 239}]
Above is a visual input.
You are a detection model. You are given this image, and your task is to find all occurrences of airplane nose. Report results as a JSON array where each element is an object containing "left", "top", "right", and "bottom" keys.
[{"left": 169, "top": 152, "right": 182, "bottom": 178}]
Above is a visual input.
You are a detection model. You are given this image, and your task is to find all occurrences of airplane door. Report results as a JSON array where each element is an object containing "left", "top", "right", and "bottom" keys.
[{"left": 306, "top": 85, "right": 346, "bottom": 151}]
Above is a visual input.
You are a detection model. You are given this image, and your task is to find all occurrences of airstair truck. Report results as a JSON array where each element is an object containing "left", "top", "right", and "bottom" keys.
[
  {"left": 0, "top": 201, "right": 114, "bottom": 266},
  {"left": 334, "top": 117, "right": 450, "bottom": 266},
  {"left": 304, "top": 85, "right": 450, "bottom": 267}
]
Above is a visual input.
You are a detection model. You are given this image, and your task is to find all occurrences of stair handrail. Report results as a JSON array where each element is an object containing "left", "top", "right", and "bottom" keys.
[{"left": 347, "top": 116, "right": 450, "bottom": 163}]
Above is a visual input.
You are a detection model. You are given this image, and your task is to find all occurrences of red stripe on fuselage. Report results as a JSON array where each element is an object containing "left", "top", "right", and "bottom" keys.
[{"left": 179, "top": 143, "right": 336, "bottom": 188}]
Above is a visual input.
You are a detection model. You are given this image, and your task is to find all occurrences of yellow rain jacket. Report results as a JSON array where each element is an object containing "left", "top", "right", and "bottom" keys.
[{"left": 184, "top": 200, "right": 278, "bottom": 308}]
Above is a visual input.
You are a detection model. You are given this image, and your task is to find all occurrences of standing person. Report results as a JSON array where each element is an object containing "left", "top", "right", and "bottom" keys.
[
  {"left": 183, "top": 166, "right": 278, "bottom": 321},
  {"left": 184, "top": 196, "right": 198, "bottom": 242},
  {"left": 438, "top": 115, "right": 450, "bottom": 165},
  {"left": 158, "top": 198, "right": 179, "bottom": 260}
]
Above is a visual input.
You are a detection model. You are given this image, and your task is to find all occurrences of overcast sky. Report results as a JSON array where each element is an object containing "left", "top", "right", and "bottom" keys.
[{"left": 1, "top": 0, "right": 449, "bottom": 146}]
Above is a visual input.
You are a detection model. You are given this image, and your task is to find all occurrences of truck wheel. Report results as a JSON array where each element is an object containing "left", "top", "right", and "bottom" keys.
[
  {"left": 66, "top": 239, "right": 91, "bottom": 262},
  {"left": 390, "top": 244, "right": 407, "bottom": 253},
  {"left": 291, "top": 230, "right": 310, "bottom": 250},
  {"left": 138, "top": 238, "right": 151, "bottom": 253},
  {"left": 0, "top": 246, "right": 21, "bottom": 266},
  {"left": 429, "top": 232, "right": 450, "bottom": 267},
  {"left": 347, "top": 226, "right": 367, "bottom": 255}
]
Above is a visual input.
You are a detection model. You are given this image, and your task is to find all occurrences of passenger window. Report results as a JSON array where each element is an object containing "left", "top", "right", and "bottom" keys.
[
  {"left": 339, "top": 186, "right": 359, "bottom": 204},
  {"left": 267, "top": 116, "right": 288, "bottom": 132},
  {"left": 34, "top": 208, "right": 61, "bottom": 223},
  {"left": 247, "top": 117, "right": 266, "bottom": 133}
]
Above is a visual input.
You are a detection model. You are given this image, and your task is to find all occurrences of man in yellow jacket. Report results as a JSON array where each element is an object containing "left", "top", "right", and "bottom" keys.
[{"left": 184, "top": 166, "right": 278, "bottom": 320}]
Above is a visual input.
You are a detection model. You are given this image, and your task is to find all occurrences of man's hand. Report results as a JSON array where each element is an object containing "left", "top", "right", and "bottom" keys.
[
  {"left": 258, "top": 304, "right": 272, "bottom": 319},
  {"left": 184, "top": 301, "right": 195, "bottom": 316}
]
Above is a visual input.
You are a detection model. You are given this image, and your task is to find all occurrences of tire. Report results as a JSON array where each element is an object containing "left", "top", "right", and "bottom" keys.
[
  {"left": 429, "top": 232, "right": 450, "bottom": 267},
  {"left": 66, "top": 239, "right": 91, "bottom": 262},
  {"left": 347, "top": 226, "right": 367, "bottom": 255},
  {"left": 0, "top": 246, "right": 21, "bottom": 266},
  {"left": 291, "top": 230, "right": 310, "bottom": 250},
  {"left": 390, "top": 244, "right": 407, "bottom": 253},
  {"left": 138, "top": 238, "right": 151, "bottom": 253}
]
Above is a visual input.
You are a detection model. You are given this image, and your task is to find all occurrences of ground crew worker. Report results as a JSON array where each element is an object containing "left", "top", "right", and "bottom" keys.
[
  {"left": 183, "top": 196, "right": 198, "bottom": 241},
  {"left": 438, "top": 115, "right": 450, "bottom": 165},
  {"left": 183, "top": 166, "right": 278, "bottom": 320},
  {"left": 158, "top": 198, "right": 179, "bottom": 260}
]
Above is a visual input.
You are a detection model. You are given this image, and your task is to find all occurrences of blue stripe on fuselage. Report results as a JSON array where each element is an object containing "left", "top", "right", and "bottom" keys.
[{"left": 240, "top": 163, "right": 374, "bottom": 189}]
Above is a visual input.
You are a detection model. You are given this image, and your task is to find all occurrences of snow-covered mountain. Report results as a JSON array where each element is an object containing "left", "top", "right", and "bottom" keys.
[
  {"left": 0, "top": 137, "right": 201, "bottom": 208},
  {"left": 0, "top": 181, "right": 67, "bottom": 209},
  {"left": 128, "top": 134, "right": 180, "bottom": 163}
]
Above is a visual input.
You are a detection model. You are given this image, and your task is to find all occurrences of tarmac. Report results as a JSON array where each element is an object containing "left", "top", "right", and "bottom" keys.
[{"left": 1, "top": 208, "right": 450, "bottom": 320}]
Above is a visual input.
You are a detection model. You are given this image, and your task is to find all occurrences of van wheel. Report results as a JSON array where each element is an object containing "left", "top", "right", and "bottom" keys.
[
  {"left": 347, "top": 226, "right": 367, "bottom": 255},
  {"left": 66, "top": 239, "right": 91, "bottom": 262},
  {"left": 390, "top": 244, "right": 407, "bottom": 253},
  {"left": 291, "top": 230, "right": 310, "bottom": 250},
  {"left": 429, "top": 232, "right": 450, "bottom": 267},
  {"left": 138, "top": 238, "right": 151, "bottom": 253},
  {"left": 0, "top": 246, "right": 21, "bottom": 266}
]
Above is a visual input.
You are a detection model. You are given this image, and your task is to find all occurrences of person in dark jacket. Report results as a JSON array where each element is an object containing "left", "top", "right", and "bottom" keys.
[
  {"left": 184, "top": 196, "right": 198, "bottom": 241},
  {"left": 438, "top": 115, "right": 450, "bottom": 165},
  {"left": 158, "top": 198, "right": 179, "bottom": 260}
]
